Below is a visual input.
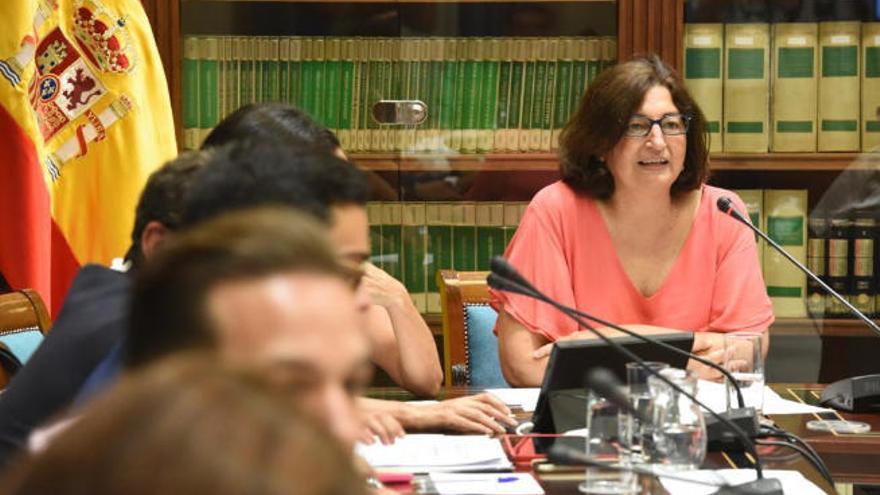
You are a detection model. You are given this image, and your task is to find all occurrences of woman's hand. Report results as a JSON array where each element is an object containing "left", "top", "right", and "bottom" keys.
[
  {"left": 360, "top": 262, "right": 408, "bottom": 309},
  {"left": 688, "top": 332, "right": 726, "bottom": 381}
]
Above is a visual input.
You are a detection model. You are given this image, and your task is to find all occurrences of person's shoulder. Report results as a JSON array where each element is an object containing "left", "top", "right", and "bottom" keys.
[{"left": 530, "top": 181, "right": 588, "bottom": 212}]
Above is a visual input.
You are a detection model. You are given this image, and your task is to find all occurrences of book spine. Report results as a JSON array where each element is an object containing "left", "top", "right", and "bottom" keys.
[
  {"left": 724, "top": 23, "right": 770, "bottom": 152},
  {"left": 279, "top": 37, "right": 290, "bottom": 105},
  {"left": 528, "top": 39, "right": 548, "bottom": 152},
  {"left": 390, "top": 38, "right": 404, "bottom": 152},
  {"left": 253, "top": 37, "right": 264, "bottom": 103},
  {"left": 684, "top": 24, "right": 724, "bottom": 153},
  {"left": 827, "top": 218, "right": 852, "bottom": 316},
  {"left": 339, "top": 39, "right": 355, "bottom": 150},
  {"left": 266, "top": 37, "right": 280, "bottom": 102},
  {"left": 461, "top": 39, "right": 481, "bottom": 154},
  {"left": 519, "top": 39, "right": 537, "bottom": 152},
  {"left": 586, "top": 38, "right": 602, "bottom": 86},
  {"left": 216, "top": 37, "right": 227, "bottom": 120},
  {"left": 862, "top": 23, "right": 880, "bottom": 150},
  {"left": 182, "top": 36, "right": 200, "bottom": 150},
  {"left": 806, "top": 217, "right": 828, "bottom": 318},
  {"left": 771, "top": 23, "right": 818, "bottom": 152},
  {"left": 569, "top": 38, "right": 587, "bottom": 119},
  {"left": 763, "top": 189, "right": 808, "bottom": 318},
  {"left": 367, "top": 38, "right": 384, "bottom": 152},
  {"left": 427, "top": 39, "right": 444, "bottom": 152},
  {"left": 601, "top": 37, "right": 617, "bottom": 70},
  {"left": 540, "top": 39, "right": 558, "bottom": 152},
  {"left": 476, "top": 203, "right": 506, "bottom": 271},
  {"left": 478, "top": 39, "right": 500, "bottom": 153},
  {"left": 380, "top": 38, "right": 394, "bottom": 152},
  {"left": 426, "top": 202, "right": 453, "bottom": 314},
  {"left": 451, "top": 39, "right": 467, "bottom": 152},
  {"left": 313, "top": 38, "right": 327, "bottom": 127},
  {"left": 502, "top": 201, "right": 521, "bottom": 247},
  {"left": 403, "top": 38, "right": 418, "bottom": 152},
  {"left": 439, "top": 38, "right": 458, "bottom": 151},
  {"left": 494, "top": 38, "right": 512, "bottom": 153},
  {"left": 382, "top": 202, "right": 403, "bottom": 282},
  {"left": 552, "top": 38, "right": 572, "bottom": 151},
  {"left": 452, "top": 202, "right": 477, "bottom": 271},
  {"left": 300, "top": 38, "right": 314, "bottom": 117},
  {"left": 355, "top": 38, "right": 371, "bottom": 152},
  {"left": 506, "top": 39, "right": 526, "bottom": 153},
  {"left": 851, "top": 216, "right": 876, "bottom": 316},
  {"left": 818, "top": 21, "right": 861, "bottom": 151},
  {"left": 198, "top": 37, "right": 220, "bottom": 144},
  {"left": 415, "top": 39, "right": 431, "bottom": 151},
  {"left": 324, "top": 38, "right": 342, "bottom": 134},
  {"left": 289, "top": 37, "right": 303, "bottom": 108},
  {"left": 403, "top": 202, "right": 428, "bottom": 313},
  {"left": 732, "top": 189, "right": 765, "bottom": 273}
]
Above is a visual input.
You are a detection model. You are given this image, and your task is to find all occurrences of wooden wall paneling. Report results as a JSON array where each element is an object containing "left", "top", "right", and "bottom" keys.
[
  {"left": 623, "top": 0, "right": 683, "bottom": 68},
  {"left": 617, "top": 0, "right": 634, "bottom": 61}
]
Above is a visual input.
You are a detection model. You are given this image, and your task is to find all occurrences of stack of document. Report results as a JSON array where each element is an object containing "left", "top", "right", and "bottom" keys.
[
  {"left": 355, "top": 434, "right": 513, "bottom": 472},
  {"left": 429, "top": 472, "right": 545, "bottom": 495},
  {"left": 659, "top": 469, "right": 826, "bottom": 495}
]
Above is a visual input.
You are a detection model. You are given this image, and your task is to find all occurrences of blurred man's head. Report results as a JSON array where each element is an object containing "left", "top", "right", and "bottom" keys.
[
  {"left": 127, "top": 208, "right": 369, "bottom": 446},
  {"left": 184, "top": 138, "right": 372, "bottom": 267},
  {"left": 124, "top": 151, "right": 209, "bottom": 268}
]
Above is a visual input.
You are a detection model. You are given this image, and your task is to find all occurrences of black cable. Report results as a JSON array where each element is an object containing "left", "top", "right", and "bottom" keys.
[
  {"left": 755, "top": 438, "right": 834, "bottom": 486},
  {"left": 760, "top": 426, "right": 826, "bottom": 477}
]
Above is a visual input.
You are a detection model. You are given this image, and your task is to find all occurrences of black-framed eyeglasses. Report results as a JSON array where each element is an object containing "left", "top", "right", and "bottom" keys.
[{"left": 623, "top": 114, "right": 690, "bottom": 138}]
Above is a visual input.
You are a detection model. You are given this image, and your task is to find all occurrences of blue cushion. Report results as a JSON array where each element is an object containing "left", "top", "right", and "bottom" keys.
[
  {"left": 0, "top": 330, "right": 44, "bottom": 364},
  {"left": 463, "top": 305, "right": 509, "bottom": 388}
]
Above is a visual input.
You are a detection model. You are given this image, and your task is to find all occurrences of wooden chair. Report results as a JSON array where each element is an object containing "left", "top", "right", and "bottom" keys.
[
  {"left": 437, "top": 270, "right": 508, "bottom": 388},
  {"left": 0, "top": 290, "right": 52, "bottom": 386}
]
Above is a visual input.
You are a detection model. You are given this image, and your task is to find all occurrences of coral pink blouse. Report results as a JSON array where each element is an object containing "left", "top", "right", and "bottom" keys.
[{"left": 490, "top": 181, "right": 774, "bottom": 341}]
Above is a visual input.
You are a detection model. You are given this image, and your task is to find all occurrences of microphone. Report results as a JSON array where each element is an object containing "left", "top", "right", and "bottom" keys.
[
  {"left": 488, "top": 263, "right": 772, "bottom": 486},
  {"left": 717, "top": 196, "right": 880, "bottom": 412},
  {"left": 491, "top": 257, "right": 747, "bottom": 410}
]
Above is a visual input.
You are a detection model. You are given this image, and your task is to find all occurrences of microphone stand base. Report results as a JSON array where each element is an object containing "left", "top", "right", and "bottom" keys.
[
  {"left": 706, "top": 408, "right": 759, "bottom": 451},
  {"left": 712, "top": 478, "right": 783, "bottom": 495}
]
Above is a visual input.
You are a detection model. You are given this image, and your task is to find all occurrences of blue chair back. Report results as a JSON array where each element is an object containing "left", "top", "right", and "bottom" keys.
[{"left": 463, "top": 304, "right": 508, "bottom": 388}]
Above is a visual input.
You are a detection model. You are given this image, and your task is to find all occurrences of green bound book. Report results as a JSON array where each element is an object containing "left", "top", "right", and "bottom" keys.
[
  {"left": 724, "top": 23, "right": 770, "bottom": 152},
  {"left": 216, "top": 37, "right": 227, "bottom": 120},
  {"left": 528, "top": 39, "right": 548, "bottom": 152},
  {"left": 239, "top": 37, "right": 254, "bottom": 106},
  {"left": 438, "top": 39, "right": 458, "bottom": 152},
  {"left": 338, "top": 39, "right": 355, "bottom": 150},
  {"left": 367, "top": 202, "right": 384, "bottom": 268},
  {"left": 426, "top": 39, "right": 444, "bottom": 152},
  {"left": 312, "top": 38, "right": 327, "bottom": 128},
  {"left": 461, "top": 39, "right": 481, "bottom": 153},
  {"left": 288, "top": 37, "right": 303, "bottom": 109},
  {"left": 600, "top": 37, "right": 617, "bottom": 71},
  {"left": 198, "top": 37, "right": 220, "bottom": 145},
  {"left": 763, "top": 189, "right": 808, "bottom": 318},
  {"left": 452, "top": 202, "right": 477, "bottom": 271},
  {"left": 494, "top": 39, "right": 513, "bottom": 152},
  {"left": 279, "top": 38, "right": 290, "bottom": 105},
  {"left": 381, "top": 202, "right": 403, "bottom": 282},
  {"left": 182, "top": 36, "right": 200, "bottom": 150},
  {"left": 684, "top": 24, "right": 724, "bottom": 153},
  {"left": 426, "top": 202, "right": 453, "bottom": 314},
  {"left": 265, "top": 38, "right": 279, "bottom": 102},
  {"left": 862, "top": 23, "right": 880, "bottom": 150},
  {"left": 503, "top": 38, "right": 526, "bottom": 153},
  {"left": 477, "top": 39, "right": 500, "bottom": 153},
  {"left": 586, "top": 38, "right": 602, "bottom": 86},
  {"left": 552, "top": 38, "right": 573, "bottom": 151},
  {"left": 253, "top": 37, "right": 263, "bottom": 103},
  {"left": 518, "top": 39, "right": 537, "bottom": 152},
  {"left": 540, "top": 38, "right": 558, "bottom": 151},
  {"left": 300, "top": 38, "right": 314, "bottom": 117},
  {"left": 324, "top": 38, "right": 342, "bottom": 135},
  {"left": 415, "top": 39, "right": 432, "bottom": 151},
  {"left": 502, "top": 202, "right": 521, "bottom": 247},
  {"left": 366, "top": 38, "right": 384, "bottom": 152},
  {"left": 476, "top": 203, "right": 505, "bottom": 271},
  {"left": 818, "top": 21, "right": 860, "bottom": 151},
  {"left": 355, "top": 38, "right": 371, "bottom": 152},
  {"left": 402, "top": 202, "right": 428, "bottom": 313},
  {"left": 771, "top": 23, "right": 818, "bottom": 152},
  {"left": 569, "top": 38, "right": 587, "bottom": 120},
  {"left": 389, "top": 38, "right": 404, "bottom": 152}
]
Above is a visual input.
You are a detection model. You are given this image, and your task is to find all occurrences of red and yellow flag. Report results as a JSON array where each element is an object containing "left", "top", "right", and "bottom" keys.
[{"left": 0, "top": 0, "right": 176, "bottom": 317}]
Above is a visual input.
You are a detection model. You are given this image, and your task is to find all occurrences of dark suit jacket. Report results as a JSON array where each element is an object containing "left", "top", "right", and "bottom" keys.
[{"left": 0, "top": 264, "right": 130, "bottom": 465}]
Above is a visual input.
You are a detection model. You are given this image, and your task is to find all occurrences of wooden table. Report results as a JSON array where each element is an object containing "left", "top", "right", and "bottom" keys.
[
  {"left": 770, "top": 384, "right": 880, "bottom": 486},
  {"left": 368, "top": 386, "right": 857, "bottom": 494}
]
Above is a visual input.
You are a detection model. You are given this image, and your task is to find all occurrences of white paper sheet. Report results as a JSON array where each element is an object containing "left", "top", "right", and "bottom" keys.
[
  {"left": 430, "top": 472, "right": 545, "bottom": 495},
  {"left": 696, "top": 380, "right": 832, "bottom": 415},
  {"left": 355, "top": 434, "right": 513, "bottom": 472},
  {"left": 486, "top": 388, "right": 540, "bottom": 412},
  {"left": 659, "top": 469, "right": 826, "bottom": 495}
]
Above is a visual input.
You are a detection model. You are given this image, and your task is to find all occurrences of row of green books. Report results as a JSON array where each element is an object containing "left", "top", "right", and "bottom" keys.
[
  {"left": 684, "top": 22, "right": 880, "bottom": 153},
  {"left": 181, "top": 35, "right": 617, "bottom": 153},
  {"left": 367, "top": 201, "right": 528, "bottom": 314}
]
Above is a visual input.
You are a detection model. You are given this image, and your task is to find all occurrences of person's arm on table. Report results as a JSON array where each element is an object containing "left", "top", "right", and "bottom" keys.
[
  {"left": 497, "top": 309, "right": 552, "bottom": 387},
  {"left": 362, "top": 263, "right": 443, "bottom": 398},
  {"left": 357, "top": 394, "right": 515, "bottom": 435}
]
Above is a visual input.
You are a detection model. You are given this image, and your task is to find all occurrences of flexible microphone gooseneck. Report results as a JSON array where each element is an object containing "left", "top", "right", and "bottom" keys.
[
  {"left": 487, "top": 262, "right": 772, "bottom": 485},
  {"left": 717, "top": 196, "right": 880, "bottom": 338},
  {"left": 489, "top": 257, "right": 746, "bottom": 409},
  {"left": 717, "top": 196, "right": 880, "bottom": 413}
]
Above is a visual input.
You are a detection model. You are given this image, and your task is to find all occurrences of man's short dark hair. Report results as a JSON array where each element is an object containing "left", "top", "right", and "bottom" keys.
[
  {"left": 124, "top": 152, "right": 209, "bottom": 268},
  {"left": 182, "top": 138, "right": 369, "bottom": 228},
  {"left": 201, "top": 103, "right": 340, "bottom": 152},
  {"left": 127, "top": 207, "right": 351, "bottom": 368}
]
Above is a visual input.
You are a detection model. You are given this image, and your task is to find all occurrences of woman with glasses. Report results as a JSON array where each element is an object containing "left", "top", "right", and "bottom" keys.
[{"left": 491, "top": 55, "right": 773, "bottom": 387}]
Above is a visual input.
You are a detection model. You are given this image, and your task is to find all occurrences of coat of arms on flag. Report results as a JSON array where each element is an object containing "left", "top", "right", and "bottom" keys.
[{"left": 0, "top": 0, "right": 177, "bottom": 315}]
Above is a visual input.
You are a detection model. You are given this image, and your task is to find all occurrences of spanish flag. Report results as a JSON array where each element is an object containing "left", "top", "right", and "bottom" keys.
[{"left": 0, "top": 0, "right": 176, "bottom": 317}]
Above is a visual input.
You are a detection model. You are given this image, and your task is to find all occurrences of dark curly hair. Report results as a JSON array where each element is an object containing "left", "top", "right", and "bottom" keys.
[{"left": 559, "top": 54, "right": 710, "bottom": 200}]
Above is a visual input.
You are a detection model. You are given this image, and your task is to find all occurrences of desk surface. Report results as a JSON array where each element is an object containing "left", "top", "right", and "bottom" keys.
[{"left": 367, "top": 384, "right": 871, "bottom": 493}]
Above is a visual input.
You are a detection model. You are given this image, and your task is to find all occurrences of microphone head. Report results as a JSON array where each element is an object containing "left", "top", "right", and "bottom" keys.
[
  {"left": 490, "top": 256, "right": 537, "bottom": 293},
  {"left": 486, "top": 273, "right": 531, "bottom": 297},
  {"left": 585, "top": 367, "right": 645, "bottom": 422},
  {"left": 717, "top": 196, "right": 733, "bottom": 214},
  {"left": 547, "top": 443, "right": 588, "bottom": 466}
]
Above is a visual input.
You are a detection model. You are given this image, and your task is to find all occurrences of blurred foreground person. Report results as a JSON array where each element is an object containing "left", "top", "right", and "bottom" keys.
[{"left": 0, "top": 355, "right": 367, "bottom": 495}]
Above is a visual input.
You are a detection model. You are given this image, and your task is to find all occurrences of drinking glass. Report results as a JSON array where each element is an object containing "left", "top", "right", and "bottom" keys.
[
  {"left": 625, "top": 361, "right": 669, "bottom": 463},
  {"left": 723, "top": 333, "right": 765, "bottom": 413},
  {"left": 647, "top": 368, "right": 707, "bottom": 472},
  {"left": 579, "top": 390, "right": 638, "bottom": 494}
]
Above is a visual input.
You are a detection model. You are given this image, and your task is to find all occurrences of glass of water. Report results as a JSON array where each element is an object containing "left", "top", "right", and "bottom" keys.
[
  {"left": 647, "top": 368, "right": 707, "bottom": 472},
  {"left": 625, "top": 361, "right": 668, "bottom": 464},
  {"left": 723, "top": 333, "right": 765, "bottom": 413},
  {"left": 579, "top": 390, "right": 637, "bottom": 494}
]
